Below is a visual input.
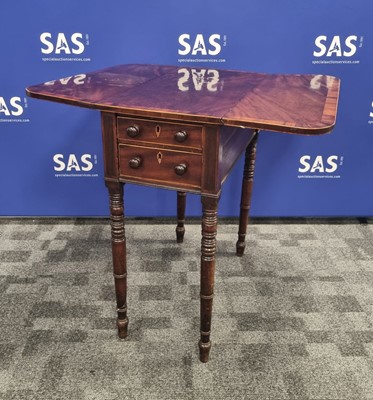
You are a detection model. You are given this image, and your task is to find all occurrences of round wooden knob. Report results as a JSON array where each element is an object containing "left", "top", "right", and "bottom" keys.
[
  {"left": 126, "top": 125, "right": 140, "bottom": 138},
  {"left": 174, "top": 163, "right": 187, "bottom": 176},
  {"left": 129, "top": 156, "right": 142, "bottom": 169},
  {"left": 174, "top": 130, "right": 188, "bottom": 142}
]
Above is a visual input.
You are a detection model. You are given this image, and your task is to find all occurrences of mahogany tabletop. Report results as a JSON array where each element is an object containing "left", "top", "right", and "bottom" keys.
[{"left": 26, "top": 64, "right": 340, "bottom": 135}]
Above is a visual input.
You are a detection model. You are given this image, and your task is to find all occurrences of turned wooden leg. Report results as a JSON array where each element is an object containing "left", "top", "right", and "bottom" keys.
[
  {"left": 176, "top": 191, "right": 186, "bottom": 243},
  {"left": 236, "top": 131, "right": 259, "bottom": 257},
  {"left": 199, "top": 195, "right": 219, "bottom": 362},
  {"left": 106, "top": 181, "right": 128, "bottom": 338}
]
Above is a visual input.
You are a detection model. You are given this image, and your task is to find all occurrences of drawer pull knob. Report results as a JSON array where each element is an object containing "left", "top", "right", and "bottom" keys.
[
  {"left": 174, "top": 130, "right": 188, "bottom": 142},
  {"left": 126, "top": 125, "right": 140, "bottom": 138},
  {"left": 129, "top": 156, "right": 142, "bottom": 169},
  {"left": 174, "top": 163, "right": 187, "bottom": 176}
]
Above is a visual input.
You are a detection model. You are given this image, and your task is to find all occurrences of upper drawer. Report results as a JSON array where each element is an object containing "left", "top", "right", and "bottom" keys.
[{"left": 117, "top": 117, "right": 202, "bottom": 150}]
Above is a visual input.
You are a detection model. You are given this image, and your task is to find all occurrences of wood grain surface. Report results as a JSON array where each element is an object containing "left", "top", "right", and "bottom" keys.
[{"left": 26, "top": 64, "right": 340, "bottom": 134}]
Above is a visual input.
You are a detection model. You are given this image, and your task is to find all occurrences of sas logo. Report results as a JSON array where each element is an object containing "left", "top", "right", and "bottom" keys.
[
  {"left": 298, "top": 155, "right": 343, "bottom": 179},
  {"left": 0, "top": 96, "right": 29, "bottom": 123},
  {"left": 0, "top": 96, "right": 24, "bottom": 116},
  {"left": 178, "top": 34, "right": 226, "bottom": 63},
  {"left": 178, "top": 68, "right": 221, "bottom": 92},
  {"left": 310, "top": 75, "right": 335, "bottom": 90},
  {"left": 40, "top": 33, "right": 91, "bottom": 62},
  {"left": 178, "top": 34, "right": 222, "bottom": 56},
  {"left": 41, "top": 33, "right": 86, "bottom": 54},
  {"left": 44, "top": 74, "right": 87, "bottom": 86},
  {"left": 53, "top": 153, "right": 98, "bottom": 178},
  {"left": 312, "top": 35, "right": 363, "bottom": 64}
]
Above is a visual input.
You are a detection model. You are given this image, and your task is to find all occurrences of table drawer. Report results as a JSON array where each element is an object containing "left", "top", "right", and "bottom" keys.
[
  {"left": 117, "top": 117, "right": 202, "bottom": 150},
  {"left": 118, "top": 144, "right": 202, "bottom": 189}
]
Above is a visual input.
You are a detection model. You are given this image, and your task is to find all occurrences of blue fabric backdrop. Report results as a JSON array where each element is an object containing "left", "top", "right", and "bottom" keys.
[{"left": 0, "top": 0, "right": 371, "bottom": 217}]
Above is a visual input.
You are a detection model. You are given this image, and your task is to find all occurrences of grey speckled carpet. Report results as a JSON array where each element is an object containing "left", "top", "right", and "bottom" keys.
[{"left": 1, "top": 218, "right": 373, "bottom": 400}]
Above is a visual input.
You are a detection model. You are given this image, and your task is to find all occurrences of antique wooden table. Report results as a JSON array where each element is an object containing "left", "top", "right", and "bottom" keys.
[{"left": 26, "top": 64, "right": 340, "bottom": 362}]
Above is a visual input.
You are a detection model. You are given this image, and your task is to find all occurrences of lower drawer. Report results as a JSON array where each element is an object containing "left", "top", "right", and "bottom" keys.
[{"left": 118, "top": 144, "right": 202, "bottom": 190}]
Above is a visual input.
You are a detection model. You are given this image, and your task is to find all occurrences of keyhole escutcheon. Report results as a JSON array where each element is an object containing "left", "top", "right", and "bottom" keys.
[{"left": 155, "top": 125, "right": 161, "bottom": 137}]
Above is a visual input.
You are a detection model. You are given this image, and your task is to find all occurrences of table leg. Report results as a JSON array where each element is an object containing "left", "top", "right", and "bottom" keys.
[
  {"left": 236, "top": 132, "right": 259, "bottom": 257},
  {"left": 106, "top": 181, "right": 128, "bottom": 338},
  {"left": 199, "top": 195, "right": 219, "bottom": 362},
  {"left": 176, "top": 191, "right": 186, "bottom": 243}
]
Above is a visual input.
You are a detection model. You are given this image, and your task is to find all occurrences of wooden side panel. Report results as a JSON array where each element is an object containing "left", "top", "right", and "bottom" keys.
[
  {"left": 201, "top": 126, "right": 220, "bottom": 197},
  {"left": 101, "top": 112, "right": 119, "bottom": 181},
  {"left": 219, "top": 127, "right": 256, "bottom": 185}
]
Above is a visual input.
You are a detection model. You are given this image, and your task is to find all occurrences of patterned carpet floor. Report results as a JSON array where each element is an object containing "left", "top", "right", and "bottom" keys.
[{"left": 1, "top": 218, "right": 373, "bottom": 399}]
